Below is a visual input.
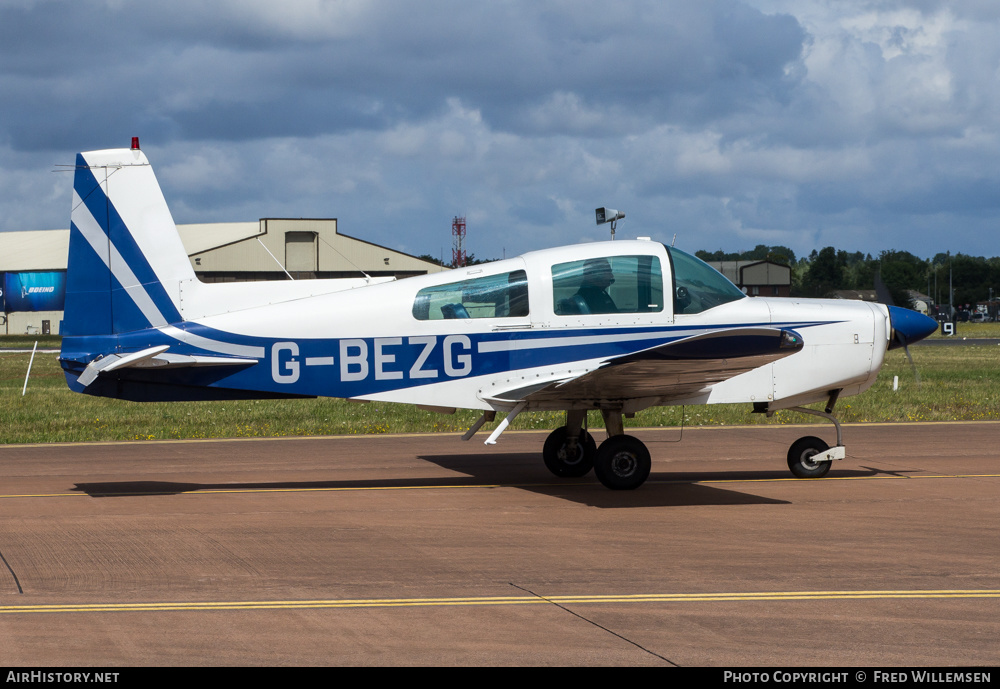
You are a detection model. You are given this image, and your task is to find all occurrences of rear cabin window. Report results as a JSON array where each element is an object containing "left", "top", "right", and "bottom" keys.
[
  {"left": 552, "top": 256, "right": 663, "bottom": 315},
  {"left": 412, "top": 270, "right": 529, "bottom": 320}
]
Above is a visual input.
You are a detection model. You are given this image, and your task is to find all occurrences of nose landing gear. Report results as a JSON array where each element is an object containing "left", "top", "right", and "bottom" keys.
[{"left": 782, "top": 399, "right": 846, "bottom": 479}]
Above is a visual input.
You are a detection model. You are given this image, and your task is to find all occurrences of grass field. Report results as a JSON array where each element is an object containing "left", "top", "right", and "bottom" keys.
[
  {"left": 925, "top": 321, "right": 1000, "bottom": 339},
  {"left": 2, "top": 336, "right": 999, "bottom": 444}
]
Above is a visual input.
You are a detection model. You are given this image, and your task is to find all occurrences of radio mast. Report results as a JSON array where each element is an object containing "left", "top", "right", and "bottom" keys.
[{"left": 451, "top": 216, "right": 467, "bottom": 267}]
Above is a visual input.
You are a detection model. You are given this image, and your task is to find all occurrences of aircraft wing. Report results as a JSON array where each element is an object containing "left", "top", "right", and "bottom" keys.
[{"left": 482, "top": 327, "right": 802, "bottom": 405}]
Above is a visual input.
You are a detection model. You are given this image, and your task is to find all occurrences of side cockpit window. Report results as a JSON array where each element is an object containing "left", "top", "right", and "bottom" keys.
[
  {"left": 413, "top": 270, "right": 529, "bottom": 320},
  {"left": 552, "top": 256, "right": 663, "bottom": 315},
  {"left": 666, "top": 247, "right": 745, "bottom": 314}
]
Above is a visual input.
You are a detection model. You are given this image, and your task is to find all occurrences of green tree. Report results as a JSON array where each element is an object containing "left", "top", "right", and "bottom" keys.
[
  {"left": 694, "top": 245, "right": 795, "bottom": 266},
  {"left": 877, "top": 250, "right": 927, "bottom": 306},
  {"left": 417, "top": 254, "right": 445, "bottom": 267},
  {"left": 801, "top": 247, "right": 845, "bottom": 297}
]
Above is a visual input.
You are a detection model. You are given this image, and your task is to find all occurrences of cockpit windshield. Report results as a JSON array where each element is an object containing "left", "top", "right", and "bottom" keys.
[{"left": 666, "top": 246, "right": 746, "bottom": 314}]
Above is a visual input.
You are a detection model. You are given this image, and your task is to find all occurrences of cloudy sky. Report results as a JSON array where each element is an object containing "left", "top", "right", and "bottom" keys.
[{"left": 2, "top": 0, "right": 998, "bottom": 263}]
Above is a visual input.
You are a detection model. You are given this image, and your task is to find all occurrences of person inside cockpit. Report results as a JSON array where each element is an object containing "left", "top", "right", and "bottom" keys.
[{"left": 575, "top": 258, "right": 618, "bottom": 313}]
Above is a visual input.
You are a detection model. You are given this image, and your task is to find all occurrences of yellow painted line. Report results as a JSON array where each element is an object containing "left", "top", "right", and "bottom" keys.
[
  {"left": 2, "top": 473, "right": 1000, "bottom": 500},
  {"left": 0, "top": 433, "right": 446, "bottom": 450},
  {"left": 3, "top": 419, "right": 1000, "bottom": 450},
  {"left": 0, "top": 493, "right": 86, "bottom": 499},
  {"left": 3, "top": 589, "right": 999, "bottom": 615},
  {"left": 0, "top": 485, "right": 507, "bottom": 499},
  {"left": 696, "top": 473, "right": 1000, "bottom": 485}
]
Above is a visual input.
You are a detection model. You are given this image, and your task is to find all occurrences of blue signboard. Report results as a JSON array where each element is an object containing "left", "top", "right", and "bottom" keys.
[{"left": 2, "top": 272, "right": 67, "bottom": 312}]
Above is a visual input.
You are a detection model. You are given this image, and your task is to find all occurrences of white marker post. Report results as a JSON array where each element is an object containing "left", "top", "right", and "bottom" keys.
[{"left": 22, "top": 340, "right": 38, "bottom": 396}]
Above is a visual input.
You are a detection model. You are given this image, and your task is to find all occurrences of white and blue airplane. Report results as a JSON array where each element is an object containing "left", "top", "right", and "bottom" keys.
[{"left": 59, "top": 141, "right": 938, "bottom": 489}]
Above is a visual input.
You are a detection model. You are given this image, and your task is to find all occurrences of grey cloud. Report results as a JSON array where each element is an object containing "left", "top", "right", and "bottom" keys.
[
  {"left": 0, "top": 1, "right": 808, "bottom": 150},
  {"left": 3, "top": 0, "right": 1000, "bottom": 264}
]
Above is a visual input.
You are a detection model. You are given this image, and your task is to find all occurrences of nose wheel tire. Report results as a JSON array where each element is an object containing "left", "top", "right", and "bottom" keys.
[
  {"left": 787, "top": 436, "right": 832, "bottom": 478},
  {"left": 542, "top": 426, "right": 597, "bottom": 477},
  {"left": 594, "top": 435, "right": 651, "bottom": 490}
]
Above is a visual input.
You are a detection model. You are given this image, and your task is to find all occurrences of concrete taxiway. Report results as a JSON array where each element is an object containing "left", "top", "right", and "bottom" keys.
[{"left": 1, "top": 422, "right": 998, "bottom": 666}]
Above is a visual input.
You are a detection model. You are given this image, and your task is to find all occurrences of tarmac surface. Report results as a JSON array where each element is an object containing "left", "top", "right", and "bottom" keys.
[{"left": 1, "top": 422, "right": 998, "bottom": 666}]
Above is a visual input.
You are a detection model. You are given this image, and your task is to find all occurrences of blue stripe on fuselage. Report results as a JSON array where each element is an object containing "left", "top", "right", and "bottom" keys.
[{"left": 60, "top": 320, "right": 839, "bottom": 400}]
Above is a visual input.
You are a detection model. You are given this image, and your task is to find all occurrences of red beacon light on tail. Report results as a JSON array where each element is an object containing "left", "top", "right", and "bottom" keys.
[{"left": 131, "top": 137, "right": 140, "bottom": 150}]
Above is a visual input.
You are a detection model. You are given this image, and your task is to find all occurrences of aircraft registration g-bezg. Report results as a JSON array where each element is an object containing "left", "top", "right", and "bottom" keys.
[{"left": 59, "top": 140, "right": 938, "bottom": 490}]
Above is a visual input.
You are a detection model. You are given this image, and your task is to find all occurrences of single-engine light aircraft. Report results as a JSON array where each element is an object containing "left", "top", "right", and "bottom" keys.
[{"left": 59, "top": 141, "right": 938, "bottom": 489}]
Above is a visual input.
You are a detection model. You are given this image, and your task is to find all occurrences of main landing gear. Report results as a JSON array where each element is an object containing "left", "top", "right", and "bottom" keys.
[
  {"left": 542, "top": 421, "right": 597, "bottom": 477},
  {"left": 542, "top": 409, "right": 651, "bottom": 490}
]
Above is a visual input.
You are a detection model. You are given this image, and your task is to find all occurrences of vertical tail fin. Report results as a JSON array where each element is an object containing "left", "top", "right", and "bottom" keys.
[{"left": 64, "top": 145, "right": 195, "bottom": 336}]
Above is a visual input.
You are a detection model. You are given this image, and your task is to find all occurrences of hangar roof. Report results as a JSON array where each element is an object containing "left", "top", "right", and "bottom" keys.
[{"left": 0, "top": 220, "right": 444, "bottom": 276}]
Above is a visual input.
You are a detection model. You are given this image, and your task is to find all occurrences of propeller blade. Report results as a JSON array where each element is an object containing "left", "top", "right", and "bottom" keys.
[
  {"left": 874, "top": 271, "right": 895, "bottom": 306},
  {"left": 887, "top": 306, "right": 936, "bottom": 388},
  {"left": 903, "top": 343, "right": 921, "bottom": 387}
]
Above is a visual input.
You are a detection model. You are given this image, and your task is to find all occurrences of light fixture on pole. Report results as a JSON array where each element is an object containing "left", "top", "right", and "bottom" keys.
[{"left": 595, "top": 207, "right": 625, "bottom": 240}]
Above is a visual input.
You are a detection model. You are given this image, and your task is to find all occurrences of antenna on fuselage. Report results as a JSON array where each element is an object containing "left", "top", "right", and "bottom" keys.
[
  {"left": 595, "top": 207, "right": 625, "bottom": 240},
  {"left": 257, "top": 237, "right": 295, "bottom": 280}
]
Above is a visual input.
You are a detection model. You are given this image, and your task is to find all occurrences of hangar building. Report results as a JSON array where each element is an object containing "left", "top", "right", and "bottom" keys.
[
  {"left": 0, "top": 218, "right": 447, "bottom": 335},
  {"left": 707, "top": 260, "right": 791, "bottom": 297}
]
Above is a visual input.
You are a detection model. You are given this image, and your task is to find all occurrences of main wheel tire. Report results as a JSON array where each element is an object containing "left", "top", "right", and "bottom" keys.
[
  {"left": 594, "top": 435, "right": 651, "bottom": 490},
  {"left": 542, "top": 426, "right": 597, "bottom": 477},
  {"left": 787, "top": 436, "right": 832, "bottom": 478}
]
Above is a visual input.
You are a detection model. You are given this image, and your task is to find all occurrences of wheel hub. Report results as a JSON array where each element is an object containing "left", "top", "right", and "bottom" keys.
[
  {"left": 610, "top": 451, "right": 637, "bottom": 477},
  {"left": 799, "top": 449, "right": 820, "bottom": 469},
  {"left": 558, "top": 442, "right": 583, "bottom": 466}
]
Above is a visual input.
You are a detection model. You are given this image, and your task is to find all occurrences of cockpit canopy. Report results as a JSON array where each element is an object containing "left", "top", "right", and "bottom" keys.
[
  {"left": 666, "top": 246, "right": 746, "bottom": 314},
  {"left": 409, "top": 243, "right": 745, "bottom": 321}
]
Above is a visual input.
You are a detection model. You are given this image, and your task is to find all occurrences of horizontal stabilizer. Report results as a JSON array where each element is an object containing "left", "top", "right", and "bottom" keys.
[
  {"left": 131, "top": 353, "right": 260, "bottom": 370},
  {"left": 77, "top": 345, "right": 258, "bottom": 388},
  {"left": 78, "top": 345, "right": 169, "bottom": 387}
]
